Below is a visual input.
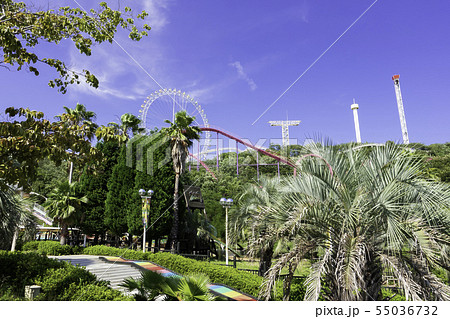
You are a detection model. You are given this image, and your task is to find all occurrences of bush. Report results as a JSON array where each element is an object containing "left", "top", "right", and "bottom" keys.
[
  {"left": 380, "top": 288, "right": 406, "bottom": 301},
  {"left": 37, "top": 241, "right": 73, "bottom": 255},
  {"left": 22, "top": 240, "right": 75, "bottom": 256},
  {"left": 82, "top": 245, "right": 151, "bottom": 260},
  {"left": 33, "top": 264, "right": 131, "bottom": 301},
  {"left": 0, "top": 251, "right": 63, "bottom": 296},
  {"left": 288, "top": 277, "right": 307, "bottom": 301},
  {"left": 59, "top": 282, "right": 134, "bottom": 301},
  {"left": 34, "top": 265, "right": 97, "bottom": 300},
  {"left": 0, "top": 250, "right": 132, "bottom": 300},
  {"left": 21, "top": 241, "right": 39, "bottom": 251}
]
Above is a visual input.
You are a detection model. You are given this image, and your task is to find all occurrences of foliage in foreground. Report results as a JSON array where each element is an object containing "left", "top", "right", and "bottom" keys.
[
  {"left": 0, "top": 251, "right": 131, "bottom": 300},
  {"left": 255, "top": 143, "right": 450, "bottom": 301},
  {"left": 121, "top": 271, "right": 216, "bottom": 301}
]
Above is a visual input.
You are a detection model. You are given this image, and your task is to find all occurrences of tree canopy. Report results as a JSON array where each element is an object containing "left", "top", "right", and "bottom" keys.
[{"left": 0, "top": 0, "right": 150, "bottom": 93}]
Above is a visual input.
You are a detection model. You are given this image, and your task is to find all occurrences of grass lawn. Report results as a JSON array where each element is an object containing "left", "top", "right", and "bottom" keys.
[{"left": 209, "top": 259, "right": 311, "bottom": 277}]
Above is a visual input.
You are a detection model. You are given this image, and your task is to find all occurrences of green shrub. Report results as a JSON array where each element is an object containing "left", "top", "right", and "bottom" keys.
[
  {"left": 82, "top": 245, "right": 151, "bottom": 260},
  {"left": 0, "top": 251, "right": 63, "bottom": 296},
  {"left": 0, "top": 250, "right": 131, "bottom": 301},
  {"left": 22, "top": 241, "right": 39, "bottom": 251},
  {"left": 288, "top": 277, "right": 307, "bottom": 301},
  {"left": 22, "top": 240, "right": 87, "bottom": 256},
  {"left": 380, "top": 288, "right": 406, "bottom": 301},
  {"left": 36, "top": 241, "right": 73, "bottom": 256},
  {"left": 59, "top": 282, "right": 134, "bottom": 301},
  {"left": 34, "top": 265, "right": 97, "bottom": 300},
  {"left": 33, "top": 263, "right": 132, "bottom": 301}
]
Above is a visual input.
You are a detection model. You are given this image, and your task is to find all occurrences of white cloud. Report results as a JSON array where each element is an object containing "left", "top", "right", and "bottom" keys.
[
  {"left": 229, "top": 61, "right": 257, "bottom": 91},
  {"left": 142, "top": 0, "right": 173, "bottom": 31}
]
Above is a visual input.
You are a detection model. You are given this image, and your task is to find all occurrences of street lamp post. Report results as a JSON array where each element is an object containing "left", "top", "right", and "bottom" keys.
[
  {"left": 139, "top": 189, "right": 154, "bottom": 253},
  {"left": 220, "top": 197, "right": 233, "bottom": 265}
]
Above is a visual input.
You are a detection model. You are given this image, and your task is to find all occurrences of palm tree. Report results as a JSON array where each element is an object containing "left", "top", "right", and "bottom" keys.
[
  {"left": 121, "top": 271, "right": 216, "bottom": 301},
  {"left": 160, "top": 111, "right": 200, "bottom": 252},
  {"left": 259, "top": 142, "right": 450, "bottom": 301},
  {"left": 231, "top": 176, "right": 282, "bottom": 277},
  {"left": 0, "top": 186, "right": 36, "bottom": 250},
  {"left": 43, "top": 181, "right": 88, "bottom": 245},
  {"left": 55, "top": 103, "right": 97, "bottom": 183},
  {"left": 104, "top": 113, "right": 145, "bottom": 145},
  {"left": 58, "top": 103, "right": 96, "bottom": 124}
]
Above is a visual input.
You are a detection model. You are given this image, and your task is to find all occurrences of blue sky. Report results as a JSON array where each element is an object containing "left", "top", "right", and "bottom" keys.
[{"left": 2, "top": 0, "right": 450, "bottom": 148}]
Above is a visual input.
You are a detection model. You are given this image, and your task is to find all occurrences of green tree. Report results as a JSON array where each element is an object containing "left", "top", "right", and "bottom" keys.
[
  {"left": 0, "top": 0, "right": 150, "bottom": 93},
  {"left": 232, "top": 177, "right": 281, "bottom": 278},
  {"left": 104, "top": 146, "right": 136, "bottom": 243},
  {"left": 97, "top": 113, "right": 146, "bottom": 146},
  {"left": 260, "top": 143, "right": 450, "bottom": 301},
  {"left": 77, "top": 141, "right": 121, "bottom": 242},
  {"left": 160, "top": 111, "right": 200, "bottom": 252},
  {"left": 31, "top": 158, "right": 68, "bottom": 199},
  {"left": 0, "top": 107, "right": 101, "bottom": 190},
  {"left": 43, "top": 181, "right": 87, "bottom": 245},
  {"left": 129, "top": 135, "right": 175, "bottom": 247}
]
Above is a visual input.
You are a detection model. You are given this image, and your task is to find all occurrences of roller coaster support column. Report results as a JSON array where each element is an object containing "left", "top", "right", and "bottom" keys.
[
  {"left": 216, "top": 132, "right": 219, "bottom": 171},
  {"left": 277, "top": 161, "right": 280, "bottom": 178},
  {"left": 197, "top": 141, "right": 200, "bottom": 171},
  {"left": 236, "top": 142, "right": 239, "bottom": 175},
  {"left": 257, "top": 152, "right": 260, "bottom": 181}
]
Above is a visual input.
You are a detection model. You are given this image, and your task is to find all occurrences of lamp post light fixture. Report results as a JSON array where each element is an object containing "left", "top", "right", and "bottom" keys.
[
  {"left": 220, "top": 197, "right": 233, "bottom": 265},
  {"left": 139, "top": 189, "right": 154, "bottom": 253}
]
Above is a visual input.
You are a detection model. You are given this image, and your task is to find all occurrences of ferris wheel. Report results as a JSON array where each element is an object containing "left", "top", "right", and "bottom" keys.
[{"left": 139, "top": 88, "right": 211, "bottom": 157}]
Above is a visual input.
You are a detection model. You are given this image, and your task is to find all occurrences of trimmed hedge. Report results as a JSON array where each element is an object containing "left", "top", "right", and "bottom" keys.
[
  {"left": 22, "top": 240, "right": 83, "bottom": 256},
  {"left": 82, "top": 245, "right": 152, "bottom": 260},
  {"left": 21, "top": 241, "right": 39, "bottom": 251}
]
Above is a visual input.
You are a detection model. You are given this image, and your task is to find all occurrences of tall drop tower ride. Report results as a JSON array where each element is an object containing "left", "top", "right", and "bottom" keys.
[
  {"left": 351, "top": 99, "right": 361, "bottom": 143},
  {"left": 392, "top": 74, "right": 409, "bottom": 144}
]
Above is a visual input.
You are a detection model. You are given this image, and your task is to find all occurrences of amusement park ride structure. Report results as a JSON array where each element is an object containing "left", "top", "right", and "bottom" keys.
[
  {"left": 268, "top": 120, "right": 301, "bottom": 147},
  {"left": 392, "top": 74, "right": 410, "bottom": 144},
  {"left": 139, "top": 75, "right": 411, "bottom": 180}
]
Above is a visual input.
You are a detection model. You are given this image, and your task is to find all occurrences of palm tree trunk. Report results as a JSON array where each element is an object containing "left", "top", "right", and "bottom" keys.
[
  {"left": 170, "top": 173, "right": 180, "bottom": 253},
  {"left": 10, "top": 228, "right": 19, "bottom": 252},
  {"left": 283, "top": 260, "right": 298, "bottom": 301},
  {"left": 60, "top": 222, "right": 68, "bottom": 245},
  {"left": 258, "top": 242, "right": 274, "bottom": 276}
]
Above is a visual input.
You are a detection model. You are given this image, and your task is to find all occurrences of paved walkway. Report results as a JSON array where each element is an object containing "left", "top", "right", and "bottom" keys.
[
  {"left": 54, "top": 255, "right": 257, "bottom": 301},
  {"left": 53, "top": 255, "right": 142, "bottom": 295}
]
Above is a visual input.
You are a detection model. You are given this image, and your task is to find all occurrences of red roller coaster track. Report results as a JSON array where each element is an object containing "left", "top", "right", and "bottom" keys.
[
  {"left": 200, "top": 127, "right": 296, "bottom": 169},
  {"left": 190, "top": 127, "right": 333, "bottom": 179}
]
